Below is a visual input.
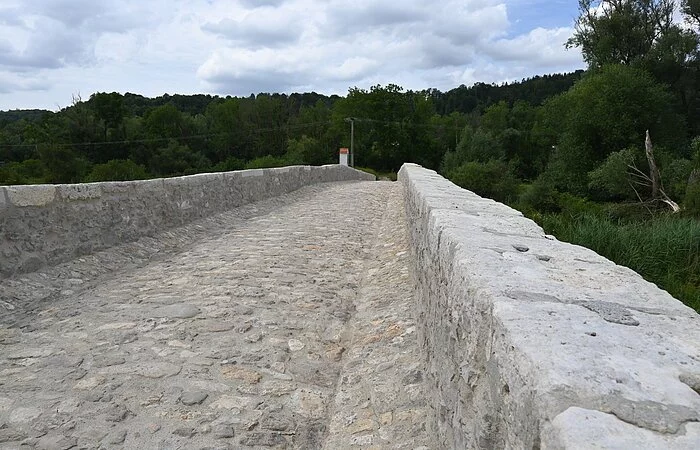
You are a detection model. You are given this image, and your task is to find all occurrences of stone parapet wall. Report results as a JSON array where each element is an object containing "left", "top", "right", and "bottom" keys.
[
  {"left": 0, "top": 165, "right": 374, "bottom": 277},
  {"left": 399, "top": 163, "right": 700, "bottom": 448}
]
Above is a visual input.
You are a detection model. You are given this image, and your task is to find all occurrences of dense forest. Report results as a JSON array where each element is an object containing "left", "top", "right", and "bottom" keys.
[
  {"left": 1, "top": 0, "right": 699, "bottom": 309},
  {"left": 0, "top": 71, "right": 584, "bottom": 184}
]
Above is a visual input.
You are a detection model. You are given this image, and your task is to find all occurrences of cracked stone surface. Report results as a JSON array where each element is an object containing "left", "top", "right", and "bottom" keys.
[{"left": 0, "top": 181, "right": 431, "bottom": 449}]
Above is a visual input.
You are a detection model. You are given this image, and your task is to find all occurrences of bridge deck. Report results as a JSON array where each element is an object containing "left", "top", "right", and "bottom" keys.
[{"left": 0, "top": 181, "right": 431, "bottom": 449}]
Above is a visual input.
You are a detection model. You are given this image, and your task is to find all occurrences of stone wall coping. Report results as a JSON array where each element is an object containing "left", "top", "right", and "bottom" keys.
[{"left": 399, "top": 162, "right": 700, "bottom": 448}]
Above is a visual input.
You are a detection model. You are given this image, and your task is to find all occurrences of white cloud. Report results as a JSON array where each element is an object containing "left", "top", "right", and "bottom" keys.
[
  {"left": 202, "top": 6, "right": 304, "bottom": 48},
  {"left": 0, "top": 0, "right": 585, "bottom": 110},
  {"left": 487, "top": 27, "right": 582, "bottom": 67}
]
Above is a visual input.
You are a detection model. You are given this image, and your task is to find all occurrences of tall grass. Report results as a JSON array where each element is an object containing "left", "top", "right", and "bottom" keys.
[{"left": 537, "top": 213, "right": 700, "bottom": 311}]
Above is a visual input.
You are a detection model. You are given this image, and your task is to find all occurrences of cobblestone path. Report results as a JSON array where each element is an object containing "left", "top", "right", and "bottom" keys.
[{"left": 0, "top": 181, "right": 432, "bottom": 449}]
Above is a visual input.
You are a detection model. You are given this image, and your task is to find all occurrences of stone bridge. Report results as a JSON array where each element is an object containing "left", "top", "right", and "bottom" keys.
[{"left": 0, "top": 165, "right": 698, "bottom": 449}]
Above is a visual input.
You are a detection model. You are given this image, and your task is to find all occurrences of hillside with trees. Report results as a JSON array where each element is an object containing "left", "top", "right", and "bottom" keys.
[{"left": 1, "top": 0, "right": 698, "bottom": 309}]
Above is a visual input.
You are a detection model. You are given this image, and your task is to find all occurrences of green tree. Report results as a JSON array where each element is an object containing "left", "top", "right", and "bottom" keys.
[
  {"left": 568, "top": 1, "right": 700, "bottom": 136},
  {"left": 286, "top": 135, "right": 327, "bottom": 165},
  {"left": 540, "top": 65, "right": 683, "bottom": 194},
  {"left": 567, "top": 0, "right": 679, "bottom": 68},
  {"left": 0, "top": 159, "right": 45, "bottom": 185},
  {"left": 145, "top": 104, "right": 183, "bottom": 138},
  {"left": 148, "top": 140, "right": 211, "bottom": 176},
  {"left": 447, "top": 160, "right": 519, "bottom": 203},
  {"left": 244, "top": 155, "right": 290, "bottom": 169},
  {"left": 481, "top": 101, "right": 510, "bottom": 134},
  {"left": 90, "top": 92, "right": 125, "bottom": 139},
  {"left": 39, "top": 144, "right": 89, "bottom": 183},
  {"left": 587, "top": 147, "right": 640, "bottom": 200}
]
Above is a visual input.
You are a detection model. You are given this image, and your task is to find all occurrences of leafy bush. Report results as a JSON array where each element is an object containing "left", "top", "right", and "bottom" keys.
[
  {"left": 556, "top": 193, "right": 603, "bottom": 217},
  {"left": 0, "top": 159, "right": 45, "bottom": 185},
  {"left": 661, "top": 157, "right": 693, "bottom": 202},
  {"left": 518, "top": 177, "right": 561, "bottom": 213},
  {"left": 211, "top": 156, "right": 245, "bottom": 173},
  {"left": 588, "top": 147, "right": 639, "bottom": 201},
  {"left": 86, "top": 159, "right": 149, "bottom": 182},
  {"left": 149, "top": 140, "right": 211, "bottom": 176},
  {"left": 244, "top": 155, "right": 290, "bottom": 169},
  {"left": 448, "top": 160, "right": 519, "bottom": 203}
]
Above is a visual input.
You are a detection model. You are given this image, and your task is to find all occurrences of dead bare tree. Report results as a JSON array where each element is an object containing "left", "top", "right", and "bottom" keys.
[{"left": 626, "top": 130, "right": 681, "bottom": 213}]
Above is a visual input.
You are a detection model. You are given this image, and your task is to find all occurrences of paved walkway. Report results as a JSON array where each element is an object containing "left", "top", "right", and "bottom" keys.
[{"left": 0, "top": 181, "right": 432, "bottom": 449}]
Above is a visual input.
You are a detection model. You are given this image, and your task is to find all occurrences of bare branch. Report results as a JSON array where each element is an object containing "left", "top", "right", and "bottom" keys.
[{"left": 629, "top": 181, "right": 654, "bottom": 215}]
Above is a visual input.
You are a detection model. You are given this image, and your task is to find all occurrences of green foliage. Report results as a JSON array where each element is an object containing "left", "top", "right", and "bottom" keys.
[
  {"left": 684, "top": 179, "right": 700, "bottom": 216},
  {"left": 90, "top": 92, "right": 125, "bottom": 133},
  {"left": 244, "top": 155, "right": 291, "bottom": 169},
  {"left": 679, "top": 138, "right": 700, "bottom": 215},
  {"left": 148, "top": 140, "right": 211, "bottom": 176},
  {"left": 330, "top": 84, "right": 437, "bottom": 171},
  {"left": 518, "top": 177, "right": 561, "bottom": 213},
  {"left": 587, "top": 147, "right": 639, "bottom": 200},
  {"left": 540, "top": 65, "right": 683, "bottom": 194},
  {"left": 538, "top": 213, "right": 700, "bottom": 311},
  {"left": 145, "top": 104, "right": 183, "bottom": 138},
  {"left": 430, "top": 72, "right": 585, "bottom": 116},
  {"left": 481, "top": 101, "right": 509, "bottom": 134},
  {"left": 211, "top": 156, "right": 246, "bottom": 173},
  {"left": 85, "top": 159, "right": 149, "bottom": 182},
  {"left": 286, "top": 135, "right": 328, "bottom": 166},
  {"left": 448, "top": 160, "right": 519, "bottom": 203},
  {"left": 39, "top": 144, "right": 89, "bottom": 183},
  {"left": 0, "top": 159, "right": 44, "bottom": 185},
  {"left": 567, "top": 0, "right": 687, "bottom": 68},
  {"left": 661, "top": 157, "right": 694, "bottom": 201}
]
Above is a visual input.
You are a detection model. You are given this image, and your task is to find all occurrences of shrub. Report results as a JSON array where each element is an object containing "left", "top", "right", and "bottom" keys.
[
  {"left": 86, "top": 159, "right": 149, "bottom": 182},
  {"left": 518, "top": 177, "right": 560, "bottom": 213},
  {"left": 212, "top": 156, "right": 245, "bottom": 172},
  {"left": 244, "top": 155, "right": 289, "bottom": 169},
  {"left": 0, "top": 159, "right": 45, "bottom": 185},
  {"left": 448, "top": 160, "right": 519, "bottom": 203},
  {"left": 588, "top": 147, "right": 639, "bottom": 201}
]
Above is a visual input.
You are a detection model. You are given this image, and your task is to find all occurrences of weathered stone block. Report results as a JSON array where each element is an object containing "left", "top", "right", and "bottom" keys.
[
  {"left": 240, "top": 169, "right": 264, "bottom": 178},
  {"left": 6, "top": 185, "right": 56, "bottom": 207},
  {"left": 57, "top": 183, "right": 102, "bottom": 201}
]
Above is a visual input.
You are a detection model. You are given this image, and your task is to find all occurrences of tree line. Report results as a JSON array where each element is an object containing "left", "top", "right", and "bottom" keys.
[{"left": 0, "top": 71, "right": 583, "bottom": 185}]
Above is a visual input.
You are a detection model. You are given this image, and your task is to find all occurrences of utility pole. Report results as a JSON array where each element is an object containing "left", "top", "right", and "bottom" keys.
[{"left": 345, "top": 117, "right": 355, "bottom": 167}]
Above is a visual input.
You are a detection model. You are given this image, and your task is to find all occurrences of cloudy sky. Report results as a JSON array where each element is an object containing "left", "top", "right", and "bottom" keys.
[{"left": 0, "top": 0, "right": 585, "bottom": 111}]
